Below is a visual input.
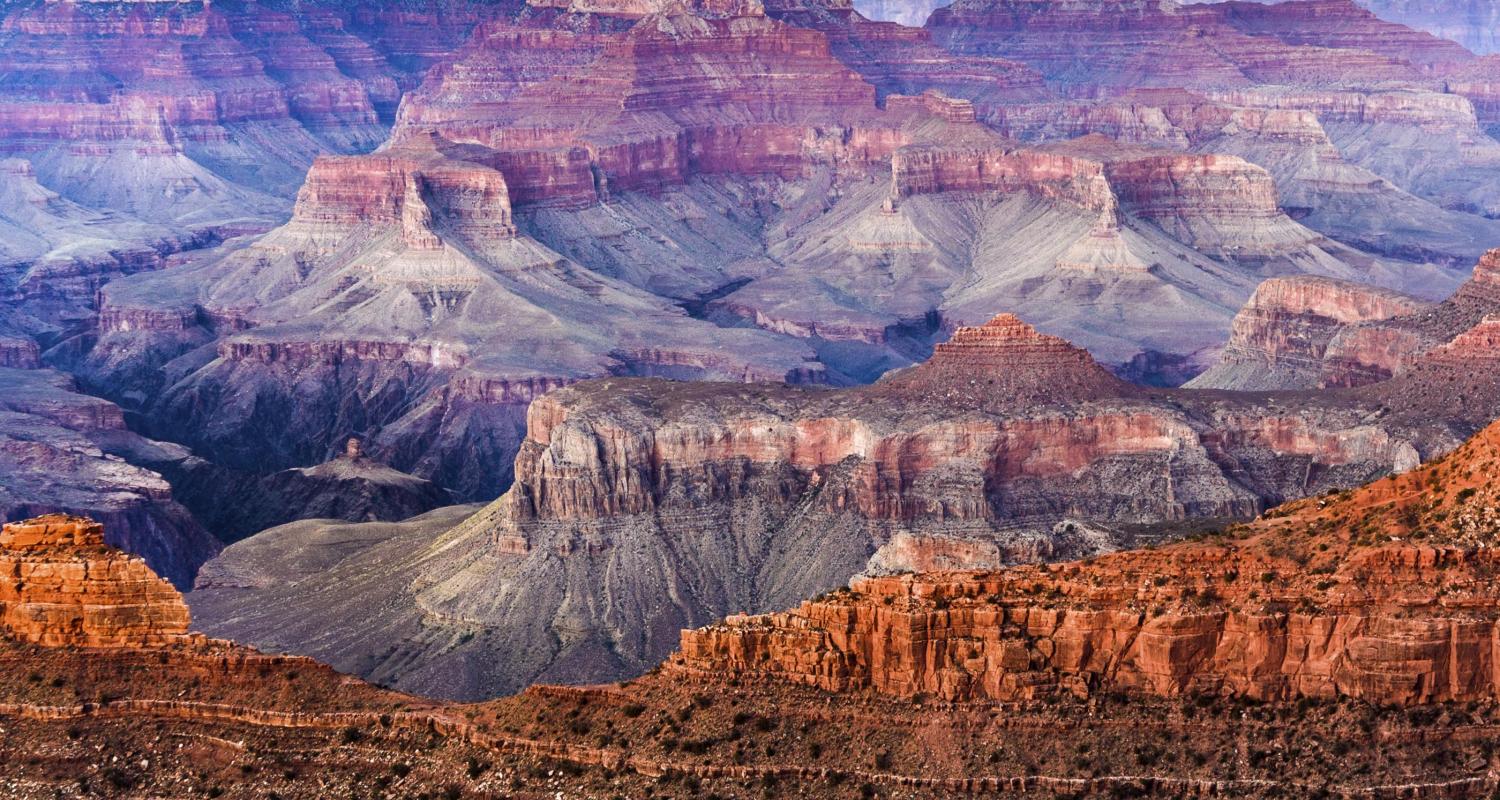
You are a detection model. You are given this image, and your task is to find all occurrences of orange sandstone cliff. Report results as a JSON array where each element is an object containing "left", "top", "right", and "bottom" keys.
[
  {"left": 0, "top": 515, "right": 190, "bottom": 648},
  {"left": 674, "top": 416, "right": 1500, "bottom": 707}
]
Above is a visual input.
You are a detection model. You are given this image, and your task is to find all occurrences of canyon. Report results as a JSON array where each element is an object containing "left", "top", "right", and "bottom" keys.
[
  {"left": 67, "top": 0, "right": 1500, "bottom": 522},
  {"left": 20, "top": 418, "right": 1500, "bottom": 796},
  {"left": 675, "top": 414, "right": 1500, "bottom": 706},
  {"left": 12, "top": 3, "right": 1500, "bottom": 783},
  {"left": 190, "top": 265, "right": 1500, "bottom": 698}
]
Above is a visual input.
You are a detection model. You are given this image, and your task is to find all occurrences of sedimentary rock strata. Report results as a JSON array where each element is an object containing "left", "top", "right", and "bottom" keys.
[
  {"left": 1190, "top": 276, "right": 1432, "bottom": 390},
  {"left": 1193, "top": 247, "right": 1500, "bottom": 390},
  {"left": 673, "top": 414, "right": 1500, "bottom": 706},
  {"left": 0, "top": 514, "right": 190, "bottom": 647},
  {"left": 193, "top": 311, "right": 1488, "bottom": 698},
  {"left": 0, "top": 367, "right": 218, "bottom": 588}
]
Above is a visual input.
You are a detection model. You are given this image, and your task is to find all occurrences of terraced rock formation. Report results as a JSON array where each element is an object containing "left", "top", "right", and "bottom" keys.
[
  {"left": 1359, "top": 0, "right": 1500, "bottom": 55},
  {"left": 23, "top": 493, "right": 1500, "bottom": 797},
  {"left": 193, "top": 308, "right": 1500, "bottom": 699},
  {"left": 675, "top": 414, "right": 1500, "bottom": 706},
  {"left": 0, "top": 514, "right": 190, "bottom": 647},
  {"left": 1193, "top": 247, "right": 1500, "bottom": 390}
]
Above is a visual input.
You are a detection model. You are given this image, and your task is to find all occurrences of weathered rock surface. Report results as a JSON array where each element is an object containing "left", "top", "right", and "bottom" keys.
[
  {"left": 0, "top": 514, "right": 190, "bottom": 647},
  {"left": 1190, "top": 275, "right": 1432, "bottom": 390},
  {"left": 923, "top": 0, "right": 1500, "bottom": 267},
  {"left": 193, "top": 310, "right": 1500, "bottom": 698},
  {"left": 1193, "top": 247, "right": 1500, "bottom": 390},
  {"left": 0, "top": 367, "right": 219, "bottom": 587},
  {"left": 673, "top": 414, "right": 1500, "bottom": 706}
]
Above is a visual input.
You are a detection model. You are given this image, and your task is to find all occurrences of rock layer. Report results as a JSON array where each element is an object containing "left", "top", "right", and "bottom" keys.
[
  {"left": 0, "top": 514, "right": 190, "bottom": 648},
  {"left": 673, "top": 415, "right": 1500, "bottom": 706},
  {"left": 1193, "top": 247, "right": 1500, "bottom": 390},
  {"left": 192, "top": 308, "right": 1498, "bottom": 699},
  {"left": 0, "top": 367, "right": 219, "bottom": 588}
]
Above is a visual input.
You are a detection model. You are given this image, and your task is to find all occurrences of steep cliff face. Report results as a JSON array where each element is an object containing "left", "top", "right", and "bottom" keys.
[
  {"left": 75, "top": 0, "right": 1424, "bottom": 507},
  {"left": 76, "top": 130, "right": 822, "bottom": 501},
  {"left": 920, "top": 0, "right": 1500, "bottom": 268},
  {"left": 0, "top": 514, "right": 190, "bottom": 648},
  {"left": 674, "top": 415, "right": 1500, "bottom": 706},
  {"left": 1190, "top": 275, "right": 1432, "bottom": 390},
  {"left": 1193, "top": 248, "right": 1500, "bottom": 390}
]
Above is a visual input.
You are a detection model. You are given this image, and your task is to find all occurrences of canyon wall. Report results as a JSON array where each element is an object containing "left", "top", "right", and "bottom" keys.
[{"left": 674, "top": 415, "right": 1500, "bottom": 706}]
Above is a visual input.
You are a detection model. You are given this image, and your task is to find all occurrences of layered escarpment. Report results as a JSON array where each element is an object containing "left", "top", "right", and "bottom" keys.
[
  {"left": 78, "top": 128, "right": 822, "bottom": 501},
  {"left": 193, "top": 313, "right": 1460, "bottom": 698},
  {"left": 0, "top": 515, "right": 190, "bottom": 648},
  {"left": 1193, "top": 248, "right": 1500, "bottom": 390},
  {"left": 674, "top": 416, "right": 1500, "bottom": 706},
  {"left": 392, "top": 1, "right": 891, "bottom": 207},
  {"left": 1190, "top": 275, "right": 1432, "bottom": 390}
]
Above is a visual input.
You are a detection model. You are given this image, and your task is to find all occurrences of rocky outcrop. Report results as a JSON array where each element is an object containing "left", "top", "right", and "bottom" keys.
[
  {"left": 673, "top": 415, "right": 1500, "bottom": 706},
  {"left": 877, "top": 313, "right": 1131, "bottom": 403},
  {"left": 1192, "top": 248, "right": 1500, "bottom": 390},
  {"left": 1191, "top": 276, "right": 1431, "bottom": 390},
  {"left": 192, "top": 310, "right": 1488, "bottom": 698},
  {"left": 0, "top": 514, "right": 190, "bottom": 648}
]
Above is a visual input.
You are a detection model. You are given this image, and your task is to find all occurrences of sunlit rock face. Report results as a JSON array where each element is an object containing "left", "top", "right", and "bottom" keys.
[
  {"left": 675, "top": 415, "right": 1500, "bottom": 707},
  {"left": 0, "top": 514, "right": 192, "bottom": 648},
  {"left": 190, "top": 309, "right": 1500, "bottom": 700},
  {"left": 1191, "top": 248, "right": 1500, "bottom": 390}
]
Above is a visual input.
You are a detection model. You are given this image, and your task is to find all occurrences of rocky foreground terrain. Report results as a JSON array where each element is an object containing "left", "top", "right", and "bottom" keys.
[{"left": 22, "top": 418, "right": 1500, "bottom": 797}]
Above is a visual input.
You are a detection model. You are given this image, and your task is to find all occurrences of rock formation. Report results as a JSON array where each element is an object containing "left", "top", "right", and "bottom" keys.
[
  {"left": 1190, "top": 275, "right": 1432, "bottom": 390},
  {"left": 0, "top": 514, "right": 190, "bottom": 647},
  {"left": 168, "top": 440, "right": 454, "bottom": 543},
  {"left": 672, "top": 414, "right": 1500, "bottom": 706},
  {"left": 193, "top": 308, "right": 1500, "bottom": 699},
  {"left": 1193, "top": 247, "right": 1500, "bottom": 390},
  {"left": 24, "top": 462, "right": 1500, "bottom": 799},
  {"left": 0, "top": 367, "right": 219, "bottom": 588}
]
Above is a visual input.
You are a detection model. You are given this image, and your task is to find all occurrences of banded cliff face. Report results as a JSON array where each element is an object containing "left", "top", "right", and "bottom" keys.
[
  {"left": 0, "top": 515, "right": 190, "bottom": 648},
  {"left": 1191, "top": 275, "right": 1432, "bottom": 390},
  {"left": 1192, "top": 248, "right": 1500, "bottom": 390},
  {"left": 193, "top": 312, "right": 1485, "bottom": 699},
  {"left": 393, "top": 1, "right": 900, "bottom": 208},
  {"left": 77, "top": 127, "right": 822, "bottom": 500},
  {"left": 675, "top": 415, "right": 1500, "bottom": 706}
]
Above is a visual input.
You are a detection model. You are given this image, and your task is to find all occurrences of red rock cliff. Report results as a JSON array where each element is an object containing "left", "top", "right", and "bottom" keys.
[
  {"left": 0, "top": 515, "right": 191, "bottom": 648},
  {"left": 674, "top": 417, "right": 1500, "bottom": 706}
]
